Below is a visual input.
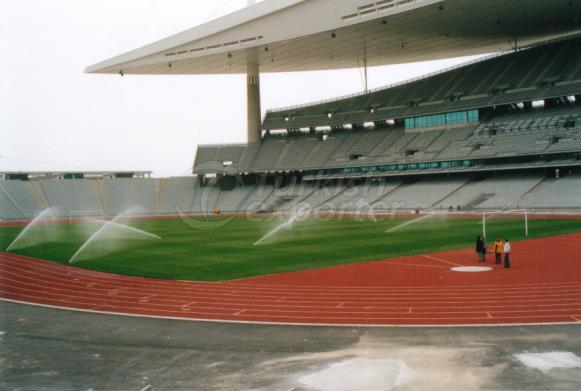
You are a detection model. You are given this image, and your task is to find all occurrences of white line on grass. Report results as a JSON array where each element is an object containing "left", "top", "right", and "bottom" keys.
[{"left": 422, "top": 255, "right": 463, "bottom": 267}]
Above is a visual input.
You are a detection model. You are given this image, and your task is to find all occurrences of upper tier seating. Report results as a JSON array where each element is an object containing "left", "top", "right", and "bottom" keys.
[
  {"left": 196, "top": 105, "right": 581, "bottom": 175},
  {"left": 263, "top": 37, "right": 581, "bottom": 130}
]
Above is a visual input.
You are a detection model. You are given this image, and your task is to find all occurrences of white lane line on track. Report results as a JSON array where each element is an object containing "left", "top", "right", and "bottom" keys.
[
  {"left": 10, "top": 272, "right": 581, "bottom": 299},
  {"left": 3, "top": 256, "right": 580, "bottom": 326},
  {"left": 6, "top": 278, "right": 581, "bottom": 308},
  {"left": 6, "top": 287, "right": 581, "bottom": 306},
  {"left": 422, "top": 255, "right": 463, "bottom": 267},
  {"left": 4, "top": 274, "right": 581, "bottom": 307},
  {"left": 138, "top": 294, "right": 157, "bottom": 303},
  {"left": 5, "top": 276, "right": 581, "bottom": 309},
  {"left": 5, "top": 284, "right": 581, "bottom": 313},
  {"left": 3, "top": 297, "right": 581, "bottom": 328},
  {"left": 180, "top": 301, "right": 198, "bottom": 311},
  {"left": 0, "top": 294, "right": 567, "bottom": 319},
  {"left": 108, "top": 288, "right": 126, "bottom": 296},
  {"left": 6, "top": 284, "right": 581, "bottom": 314},
  {"left": 5, "top": 288, "right": 581, "bottom": 317},
  {"left": 2, "top": 253, "right": 580, "bottom": 291},
  {"left": 6, "top": 266, "right": 581, "bottom": 298}
]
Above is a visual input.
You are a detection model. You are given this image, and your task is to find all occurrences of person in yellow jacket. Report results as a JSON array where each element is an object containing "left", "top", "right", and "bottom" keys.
[{"left": 494, "top": 238, "right": 504, "bottom": 265}]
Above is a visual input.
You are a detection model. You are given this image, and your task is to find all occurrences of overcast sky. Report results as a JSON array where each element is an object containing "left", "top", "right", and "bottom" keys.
[{"left": 0, "top": 0, "right": 482, "bottom": 177}]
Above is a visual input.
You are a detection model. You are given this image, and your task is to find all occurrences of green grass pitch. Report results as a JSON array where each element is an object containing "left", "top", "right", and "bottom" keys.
[{"left": 1, "top": 216, "right": 580, "bottom": 282}]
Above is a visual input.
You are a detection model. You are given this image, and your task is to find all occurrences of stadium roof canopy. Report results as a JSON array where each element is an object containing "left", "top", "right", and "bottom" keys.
[{"left": 87, "top": 0, "right": 581, "bottom": 75}]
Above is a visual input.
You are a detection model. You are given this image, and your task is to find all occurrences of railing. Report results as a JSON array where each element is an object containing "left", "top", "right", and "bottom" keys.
[{"left": 197, "top": 143, "right": 250, "bottom": 148}]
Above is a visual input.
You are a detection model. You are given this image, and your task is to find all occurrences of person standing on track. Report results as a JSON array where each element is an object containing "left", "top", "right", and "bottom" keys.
[
  {"left": 476, "top": 235, "right": 486, "bottom": 262},
  {"left": 494, "top": 238, "right": 504, "bottom": 265},
  {"left": 503, "top": 239, "right": 511, "bottom": 269}
]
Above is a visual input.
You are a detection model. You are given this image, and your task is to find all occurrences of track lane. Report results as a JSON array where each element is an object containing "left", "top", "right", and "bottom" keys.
[{"left": 1, "top": 233, "right": 581, "bottom": 326}]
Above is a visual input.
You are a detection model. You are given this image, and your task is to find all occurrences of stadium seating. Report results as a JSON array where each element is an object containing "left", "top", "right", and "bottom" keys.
[
  {"left": 239, "top": 185, "right": 275, "bottom": 212},
  {"left": 0, "top": 181, "right": 45, "bottom": 219},
  {"left": 206, "top": 27, "right": 581, "bottom": 165},
  {"left": 373, "top": 178, "right": 468, "bottom": 210},
  {"left": 157, "top": 177, "right": 199, "bottom": 214},
  {"left": 276, "top": 182, "right": 318, "bottom": 211},
  {"left": 4, "top": 38, "right": 581, "bottom": 221},
  {"left": 40, "top": 179, "right": 103, "bottom": 217},
  {"left": 193, "top": 144, "right": 252, "bottom": 174},
  {"left": 518, "top": 174, "right": 581, "bottom": 209},
  {"left": 214, "top": 185, "right": 255, "bottom": 212},
  {"left": 302, "top": 135, "right": 346, "bottom": 170},
  {"left": 297, "top": 183, "right": 347, "bottom": 210},
  {"left": 317, "top": 180, "right": 403, "bottom": 211},
  {"left": 0, "top": 185, "right": 28, "bottom": 220},
  {"left": 1, "top": 172, "right": 580, "bottom": 222},
  {"left": 262, "top": 37, "right": 581, "bottom": 130},
  {"left": 275, "top": 136, "right": 319, "bottom": 170},
  {"left": 195, "top": 103, "right": 581, "bottom": 176},
  {"left": 102, "top": 178, "right": 156, "bottom": 215},
  {"left": 251, "top": 138, "right": 288, "bottom": 172},
  {"left": 439, "top": 175, "right": 544, "bottom": 210},
  {"left": 189, "top": 179, "right": 221, "bottom": 213}
]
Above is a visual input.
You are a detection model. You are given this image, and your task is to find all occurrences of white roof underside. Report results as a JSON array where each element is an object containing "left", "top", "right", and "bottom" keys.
[{"left": 87, "top": 0, "right": 581, "bottom": 75}]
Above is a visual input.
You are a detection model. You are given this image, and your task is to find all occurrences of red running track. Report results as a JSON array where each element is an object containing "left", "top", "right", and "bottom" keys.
[{"left": 1, "top": 233, "right": 581, "bottom": 327}]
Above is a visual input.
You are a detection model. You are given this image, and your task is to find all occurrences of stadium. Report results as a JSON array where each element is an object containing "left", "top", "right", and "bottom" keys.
[{"left": 2, "top": 0, "right": 581, "bottom": 390}]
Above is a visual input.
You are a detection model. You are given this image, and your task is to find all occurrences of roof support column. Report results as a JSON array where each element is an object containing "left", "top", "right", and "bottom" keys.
[{"left": 247, "top": 52, "right": 262, "bottom": 143}]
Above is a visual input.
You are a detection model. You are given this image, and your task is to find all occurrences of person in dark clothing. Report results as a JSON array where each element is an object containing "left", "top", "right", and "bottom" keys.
[{"left": 475, "top": 236, "right": 486, "bottom": 262}]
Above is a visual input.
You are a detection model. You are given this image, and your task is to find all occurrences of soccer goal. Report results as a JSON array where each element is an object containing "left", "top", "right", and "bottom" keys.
[{"left": 481, "top": 209, "right": 529, "bottom": 239}]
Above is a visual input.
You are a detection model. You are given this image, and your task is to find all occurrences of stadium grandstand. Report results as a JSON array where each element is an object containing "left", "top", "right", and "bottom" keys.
[
  {"left": 4, "top": 2, "right": 581, "bottom": 220},
  {"left": 5, "top": 2, "right": 581, "bottom": 389},
  {"left": 80, "top": 0, "right": 581, "bottom": 219}
]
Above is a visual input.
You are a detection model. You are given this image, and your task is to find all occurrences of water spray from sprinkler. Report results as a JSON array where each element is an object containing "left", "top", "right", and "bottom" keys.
[
  {"left": 385, "top": 213, "right": 434, "bottom": 234},
  {"left": 69, "top": 208, "right": 161, "bottom": 264},
  {"left": 7, "top": 207, "right": 58, "bottom": 251},
  {"left": 254, "top": 208, "right": 310, "bottom": 246}
]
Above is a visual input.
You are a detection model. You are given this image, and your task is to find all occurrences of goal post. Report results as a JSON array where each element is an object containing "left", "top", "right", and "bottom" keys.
[{"left": 481, "top": 209, "right": 529, "bottom": 239}]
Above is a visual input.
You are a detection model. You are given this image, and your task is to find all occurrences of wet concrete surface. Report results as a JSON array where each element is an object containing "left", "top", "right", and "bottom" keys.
[{"left": 1, "top": 301, "right": 580, "bottom": 391}]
